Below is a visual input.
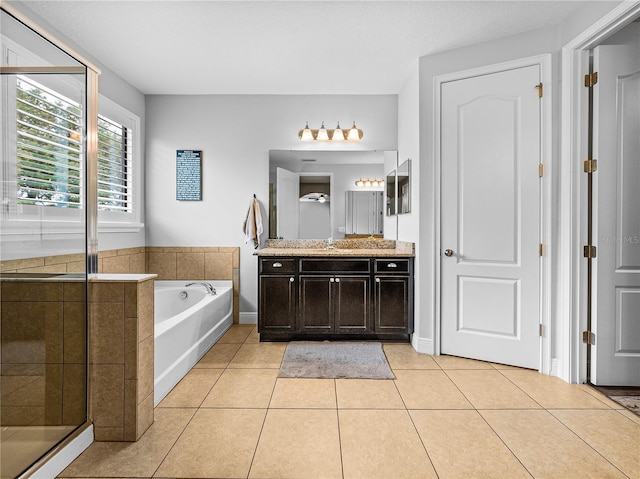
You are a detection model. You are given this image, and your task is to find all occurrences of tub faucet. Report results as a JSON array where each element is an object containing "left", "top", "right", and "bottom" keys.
[{"left": 185, "top": 282, "right": 216, "bottom": 295}]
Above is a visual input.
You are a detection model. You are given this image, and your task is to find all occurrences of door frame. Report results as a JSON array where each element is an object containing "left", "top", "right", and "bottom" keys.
[
  {"left": 559, "top": 1, "right": 640, "bottom": 384},
  {"left": 433, "top": 54, "right": 553, "bottom": 374}
]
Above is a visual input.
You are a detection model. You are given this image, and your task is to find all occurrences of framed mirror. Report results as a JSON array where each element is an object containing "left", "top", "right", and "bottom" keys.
[
  {"left": 397, "top": 159, "right": 411, "bottom": 214},
  {"left": 269, "top": 150, "right": 392, "bottom": 240},
  {"left": 386, "top": 169, "right": 396, "bottom": 216}
]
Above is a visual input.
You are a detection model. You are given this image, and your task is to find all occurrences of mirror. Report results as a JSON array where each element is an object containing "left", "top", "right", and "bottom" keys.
[
  {"left": 345, "top": 191, "right": 383, "bottom": 236},
  {"left": 269, "top": 150, "right": 393, "bottom": 240},
  {"left": 397, "top": 159, "right": 411, "bottom": 214},
  {"left": 386, "top": 169, "right": 396, "bottom": 216}
]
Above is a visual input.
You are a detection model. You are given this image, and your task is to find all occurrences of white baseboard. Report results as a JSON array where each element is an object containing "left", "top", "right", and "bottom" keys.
[
  {"left": 28, "top": 425, "right": 93, "bottom": 479},
  {"left": 239, "top": 312, "right": 257, "bottom": 324},
  {"left": 411, "top": 335, "right": 434, "bottom": 355}
]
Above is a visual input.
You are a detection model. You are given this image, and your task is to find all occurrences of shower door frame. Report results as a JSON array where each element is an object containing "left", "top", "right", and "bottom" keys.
[{"left": 1, "top": 3, "right": 100, "bottom": 477}]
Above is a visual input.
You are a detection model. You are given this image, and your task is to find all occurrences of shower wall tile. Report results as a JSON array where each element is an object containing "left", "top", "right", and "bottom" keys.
[
  {"left": 138, "top": 336, "right": 154, "bottom": 403},
  {"left": 138, "top": 279, "right": 154, "bottom": 341},
  {"left": 63, "top": 282, "right": 85, "bottom": 302},
  {"left": 63, "top": 301, "right": 86, "bottom": 363},
  {"left": 205, "top": 252, "right": 233, "bottom": 280},
  {"left": 89, "top": 302, "right": 124, "bottom": 364},
  {"left": 0, "top": 257, "right": 44, "bottom": 272},
  {"left": 124, "top": 317, "right": 139, "bottom": 380},
  {"left": 124, "top": 283, "right": 138, "bottom": 318},
  {"left": 62, "top": 363, "right": 86, "bottom": 425},
  {"left": 91, "top": 364, "right": 124, "bottom": 428},
  {"left": 102, "top": 254, "right": 131, "bottom": 274},
  {"left": 129, "top": 253, "right": 146, "bottom": 273}
]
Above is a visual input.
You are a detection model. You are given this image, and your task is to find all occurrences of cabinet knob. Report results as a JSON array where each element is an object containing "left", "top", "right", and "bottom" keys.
[
  {"left": 330, "top": 278, "right": 335, "bottom": 283},
  {"left": 289, "top": 277, "right": 295, "bottom": 283},
  {"left": 376, "top": 278, "right": 381, "bottom": 283},
  {"left": 387, "top": 262, "right": 397, "bottom": 268},
  {"left": 273, "top": 262, "right": 283, "bottom": 268},
  {"left": 335, "top": 278, "right": 340, "bottom": 283}
]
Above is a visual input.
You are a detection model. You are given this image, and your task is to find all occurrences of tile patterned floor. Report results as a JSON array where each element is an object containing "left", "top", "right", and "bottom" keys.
[{"left": 58, "top": 325, "right": 640, "bottom": 479}]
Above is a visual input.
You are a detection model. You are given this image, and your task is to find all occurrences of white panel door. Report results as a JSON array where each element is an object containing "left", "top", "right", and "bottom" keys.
[
  {"left": 441, "top": 64, "right": 541, "bottom": 369},
  {"left": 592, "top": 44, "right": 640, "bottom": 386},
  {"left": 276, "top": 167, "right": 299, "bottom": 239}
]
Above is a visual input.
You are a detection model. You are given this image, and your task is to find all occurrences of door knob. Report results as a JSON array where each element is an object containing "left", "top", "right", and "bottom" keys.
[{"left": 444, "top": 249, "right": 454, "bottom": 257}]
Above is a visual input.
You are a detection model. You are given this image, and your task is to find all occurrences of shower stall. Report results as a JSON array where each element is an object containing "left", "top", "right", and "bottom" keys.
[{"left": 1, "top": 5, "right": 98, "bottom": 478}]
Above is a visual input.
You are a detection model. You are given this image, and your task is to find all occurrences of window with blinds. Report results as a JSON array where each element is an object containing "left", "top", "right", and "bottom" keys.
[{"left": 16, "top": 75, "right": 133, "bottom": 213}]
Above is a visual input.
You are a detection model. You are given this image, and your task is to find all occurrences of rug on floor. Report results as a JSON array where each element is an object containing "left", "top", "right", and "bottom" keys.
[{"left": 278, "top": 341, "right": 395, "bottom": 379}]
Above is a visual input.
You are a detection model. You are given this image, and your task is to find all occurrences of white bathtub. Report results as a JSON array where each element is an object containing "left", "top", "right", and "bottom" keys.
[{"left": 154, "top": 280, "right": 233, "bottom": 405}]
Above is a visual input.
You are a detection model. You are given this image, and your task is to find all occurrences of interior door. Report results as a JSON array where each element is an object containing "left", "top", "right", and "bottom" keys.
[
  {"left": 276, "top": 167, "right": 299, "bottom": 239},
  {"left": 440, "top": 64, "right": 542, "bottom": 369},
  {"left": 592, "top": 42, "right": 640, "bottom": 386}
]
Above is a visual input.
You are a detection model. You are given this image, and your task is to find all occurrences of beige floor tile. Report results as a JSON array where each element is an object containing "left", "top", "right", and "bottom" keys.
[
  {"left": 154, "top": 408, "right": 266, "bottom": 479},
  {"left": 481, "top": 410, "right": 626, "bottom": 479},
  {"left": 550, "top": 409, "right": 640, "bottom": 478},
  {"left": 446, "top": 370, "right": 541, "bottom": 409},
  {"left": 269, "top": 378, "right": 336, "bottom": 409},
  {"left": 339, "top": 409, "right": 437, "bottom": 479},
  {"left": 336, "top": 378, "right": 405, "bottom": 409},
  {"left": 394, "top": 370, "right": 473, "bottom": 409},
  {"left": 489, "top": 362, "right": 531, "bottom": 370},
  {"left": 502, "top": 370, "right": 612, "bottom": 409},
  {"left": 249, "top": 409, "right": 342, "bottom": 479},
  {"left": 59, "top": 408, "right": 196, "bottom": 478},
  {"left": 410, "top": 410, "right": 532, "bottom": 479},
  {"left": 244, "top": 326, "right": 260, "bottom": 343},
  {"left": 433, "top": 355, "right": 495, "bottom": 369},
  {"left": 383, "top": 343, "right": 440, "bottom": 369},
  {"left": 619, "top": 408, "right": 640, "bottom": 425},
  {"left": 201, "top": 368, "right": 277, "bottom": 408},
  {"left": 579, "top": 385, "right": 627, "bottom": 409},
  {"left": 194, "top": 342, "right": 241, "bottom": 368},
  {"left": 157, "top": 368, "right": 223, "bottom": 408},
  {"left": 227, "top": 342, "right": 286, "bottom": 369},
  {"left": 218, "top": 324, "right": 255, "bottom": 343}
]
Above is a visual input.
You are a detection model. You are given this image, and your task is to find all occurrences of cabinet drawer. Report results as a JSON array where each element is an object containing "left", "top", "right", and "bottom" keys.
[
  {"left": 260, "top": 258, "right": 296, "bottom": 274},
  {"left": 299, "top": 258, "right": 371, "bottom": 274},
  {"left": 374, "top": 259, "right": 410, "bottom": 273}
]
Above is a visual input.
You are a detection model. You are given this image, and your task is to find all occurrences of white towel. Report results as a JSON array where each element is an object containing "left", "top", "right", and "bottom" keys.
[{"left": 243, "top": 197, "right": 263, "bottom": 248}]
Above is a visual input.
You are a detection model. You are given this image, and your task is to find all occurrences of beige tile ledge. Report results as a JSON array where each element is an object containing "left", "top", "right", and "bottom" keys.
[{"left": 90, "top": 273, "right": 157, "bottom": 282}]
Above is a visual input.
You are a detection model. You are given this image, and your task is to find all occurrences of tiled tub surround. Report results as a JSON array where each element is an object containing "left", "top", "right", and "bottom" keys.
[
  {"left": 0, "top": 246, "right": 241, "bottom": 324},
  {"left": 89, "top": 274, "right": 156, "bottom": 442}
]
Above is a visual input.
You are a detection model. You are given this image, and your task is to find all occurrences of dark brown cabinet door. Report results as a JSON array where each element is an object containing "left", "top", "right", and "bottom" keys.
[
  {"left": 259, "top": 275, "right": 296, "bottom": 332},
  {"left": 334, "top": 276, "right": 370, "bottom": 332},
  {"left": 299, "top": 276, "right": 333, "bottom": 332},
  {"left": 374, "top": 276, "right": 410, "bottom": 332}
]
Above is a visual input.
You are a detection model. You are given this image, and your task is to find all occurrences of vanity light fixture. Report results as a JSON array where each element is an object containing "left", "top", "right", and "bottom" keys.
[
  {"left": 298, "top": 120, "right": 363, "bottom": 141},
  {"left": 355, "top": 178, "right": 384, "bottom": 188}
]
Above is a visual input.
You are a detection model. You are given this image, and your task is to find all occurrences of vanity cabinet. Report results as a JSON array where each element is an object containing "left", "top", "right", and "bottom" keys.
[
  {"left": 258, "top": 256, "right": 413, "bottom": 341},
  {"left": 259, "top": 259, "right": 296, "bottom": 332}
]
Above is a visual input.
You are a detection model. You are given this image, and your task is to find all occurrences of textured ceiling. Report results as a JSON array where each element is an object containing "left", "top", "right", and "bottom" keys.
[{"left": 18, "top": 0, "right": 593, "bottom": 95}]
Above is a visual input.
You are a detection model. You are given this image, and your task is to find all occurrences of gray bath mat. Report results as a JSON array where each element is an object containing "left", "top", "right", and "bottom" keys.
[{"left": 278, "top": 341, "right": 395, "bottom": 379}]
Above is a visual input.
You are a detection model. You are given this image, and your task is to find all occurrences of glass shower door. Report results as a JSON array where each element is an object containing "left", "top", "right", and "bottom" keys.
[{"left": 1, "top": 8, "right": 91, "bottom": 478}]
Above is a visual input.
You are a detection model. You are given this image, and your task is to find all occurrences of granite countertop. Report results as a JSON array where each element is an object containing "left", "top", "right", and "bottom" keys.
[{"left": 256, "top": 239, "right": 415, "bottom": 257}]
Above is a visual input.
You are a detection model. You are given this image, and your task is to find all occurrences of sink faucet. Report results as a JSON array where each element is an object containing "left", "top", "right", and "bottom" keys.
[
  {"left": 185, "top": 282, "right": 216, "bottom": 295},
  {"left": 325, "top": 236, "right": 336, "bottom": 250}
]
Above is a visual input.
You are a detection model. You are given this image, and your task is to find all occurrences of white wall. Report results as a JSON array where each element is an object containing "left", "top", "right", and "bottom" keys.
[
  {"left": 397, "top": 62, "right": 422, "bottom": 347},
  {"left": 145, "top": 94, "right": 397, "bottom": 314}
]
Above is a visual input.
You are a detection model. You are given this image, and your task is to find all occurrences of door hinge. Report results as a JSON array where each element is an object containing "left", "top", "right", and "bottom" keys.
[
  {"left": 582, "top": 330, "right": 596, "bottom": 345},
  {"left": 584, "top": 72, "right": 598, "bottom": 87},
  {"left": 583, "top": 245, "right": 597, "bottom": 259},
  {"left": 539, "top": 164, "right": 545, "bottom": 177},
  {"left": 535, "top": 82, "right": 543, "bottom": 98},
  {"left": 540, "top": 324, "right": 545, "bottom": 337},
  {"left": 539, "top": 243, "right": 545, "bottom": 257},
  {"left": 584, "top": 159, "right": 598, "bottom": 173}
]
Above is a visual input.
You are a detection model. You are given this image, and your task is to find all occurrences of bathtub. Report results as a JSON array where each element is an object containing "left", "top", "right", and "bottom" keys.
[{"left": 154, "top": 280, "right": 233, "bottom": 405}]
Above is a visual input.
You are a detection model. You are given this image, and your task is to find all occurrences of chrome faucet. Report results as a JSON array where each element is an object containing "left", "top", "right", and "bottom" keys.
[
  {"left": 185, "top": 282, "right": 216, "bottom": 295},
  {"left": 325, "top": 236, "right": 336, "bottom": 250}
]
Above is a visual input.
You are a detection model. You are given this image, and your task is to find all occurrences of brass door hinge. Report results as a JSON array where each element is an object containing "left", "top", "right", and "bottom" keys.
[
  {"left": 584, "top": 159, "right": 598, "bottom": 173},
  {"left": 582, "top": 331, "right": 596, "bottom": 345},
  {"left": 584, "top": 72, "right": 599, "bottom": 87},
  {"left": 583, "top": 245, "right": 597, "bottom": 259},
  {"left": 535, "top": 82, "right": 544, "bottom": 98},
  {"left": 539, "top": 243, "right": 545, "bottom": 257},
  {"left": 539, "top": 164, "right": 545, "bottom": 177}
]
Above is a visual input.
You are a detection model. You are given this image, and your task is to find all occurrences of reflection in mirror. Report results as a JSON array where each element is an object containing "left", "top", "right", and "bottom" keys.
[
  {"left": 269, "top": 150, "right": 392, "bottom": 240},
  {"left": 386, "top": 169, "right": 396, "bottom": 216},
  {"left": 345, "top": 191, "right": 383, "bottom": 236},
  {"left": 397, "top": 159, "right": 411, "bottom": 214}
]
